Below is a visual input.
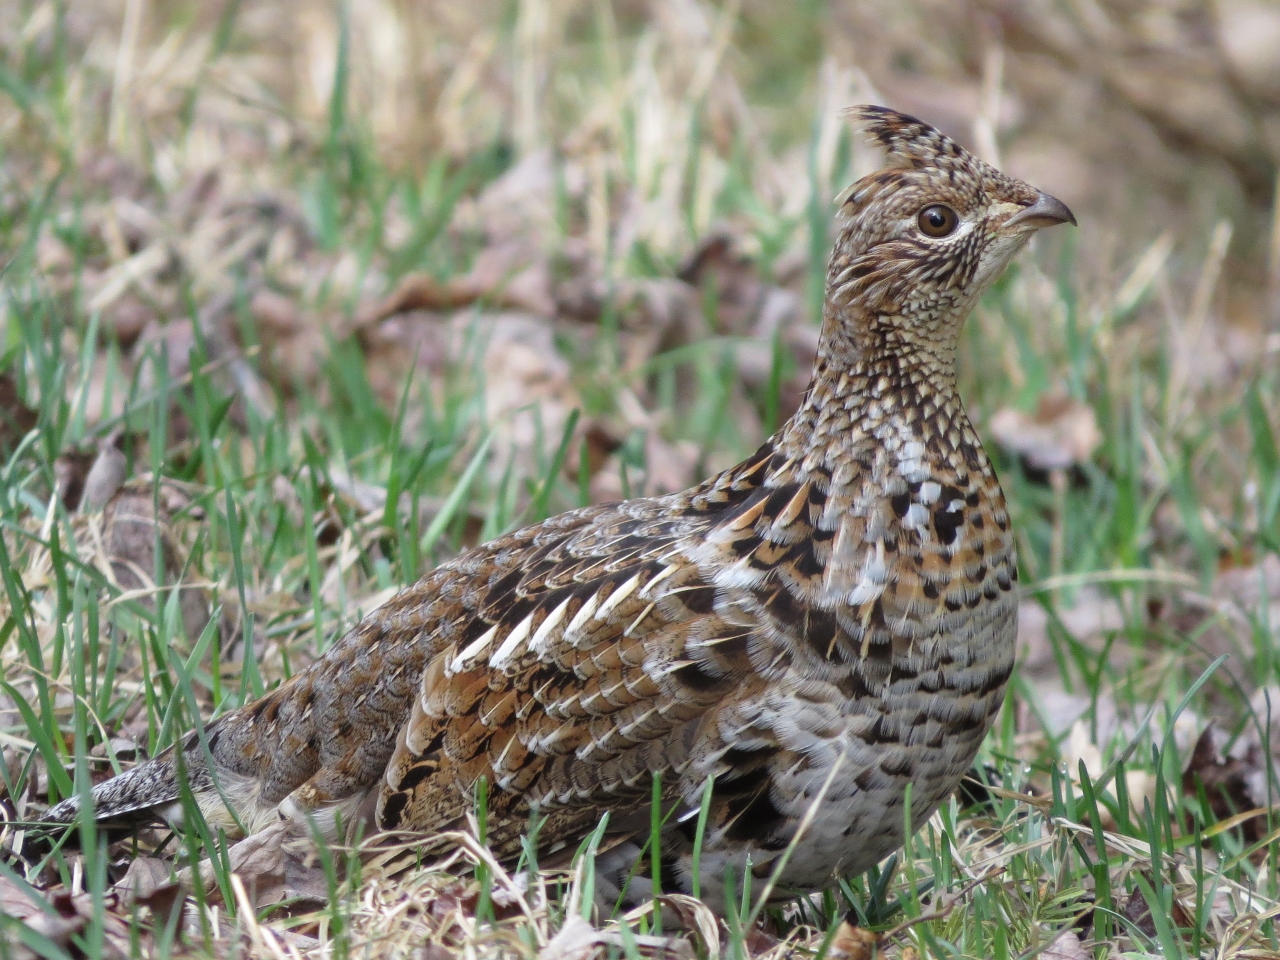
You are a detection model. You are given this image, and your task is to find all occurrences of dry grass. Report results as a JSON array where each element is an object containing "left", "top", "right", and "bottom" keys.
[{"left": 1, "top": 1, "right": 1279, "bottom": 957}]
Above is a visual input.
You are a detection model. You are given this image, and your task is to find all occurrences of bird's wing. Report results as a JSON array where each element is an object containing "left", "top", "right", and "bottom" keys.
[{"left": 376, "top": 448, "right": 788, "bottom": 853}]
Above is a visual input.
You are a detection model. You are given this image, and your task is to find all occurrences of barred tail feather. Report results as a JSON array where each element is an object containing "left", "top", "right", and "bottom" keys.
[{"left": 42, "top": 740, "right": 219, "bottom": 829}]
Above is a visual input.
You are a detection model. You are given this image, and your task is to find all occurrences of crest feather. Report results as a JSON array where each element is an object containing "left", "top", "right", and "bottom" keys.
[{"left": 846, "top": 104, "right": 967, "bottom": 170}]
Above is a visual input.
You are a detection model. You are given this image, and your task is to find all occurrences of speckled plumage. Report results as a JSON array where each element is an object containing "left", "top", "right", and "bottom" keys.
[{"left": 47, "top": 106, "right": 1074, "bottom": 906}]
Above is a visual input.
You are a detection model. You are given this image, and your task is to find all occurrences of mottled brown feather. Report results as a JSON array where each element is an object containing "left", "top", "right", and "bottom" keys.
[{"left": 47, "top": 105, "right": 1073, "bottom": 909}]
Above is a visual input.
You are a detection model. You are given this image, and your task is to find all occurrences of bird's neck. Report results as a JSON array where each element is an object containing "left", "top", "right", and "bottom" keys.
[{"left": 772, "top": 311, "right": 968, "bottom": 476}]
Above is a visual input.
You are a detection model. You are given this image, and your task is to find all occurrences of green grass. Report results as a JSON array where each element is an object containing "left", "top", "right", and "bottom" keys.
[{"left": 2, "top": 1, "right": 1280, "bottom": 958}]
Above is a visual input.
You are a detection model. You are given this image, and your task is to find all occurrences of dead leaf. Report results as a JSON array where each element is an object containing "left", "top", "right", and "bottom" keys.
[
  {"left": 188, "top": 821, "right": 332, "bottom": 911},
  {"left": 80, "top": 151, "right": 151, "bottom": 202},
  {"left": 357, "top": 255, "right": 554, "bottom": 325},
  {"left": 1121, "top": 877, "right": 1196, "bottom": 944},
  {"left": 94, "top": 482, "right": 210, "bottom": 641},
  {"left": 0, "top": 876, "right": 87, "bottom": 960},
  {"left": 1213, "top": 554, "right": 1280, "bottom": 614},
  {"left": 458, "top": 312, "right": 581, "bottom": 483},
  {"left": 743, "top": 924, "right": 781, "bottom": 956},
  {"left": 1162, "top": 554, "right": 1280, "bottom": 666},
  {"left": 1050, "top": 711, "right": 1152, "bottom": 826},
  {"left": 675, "top": 234, "right": 815, "bottom": 422},
  {"left": 536, "top": 913, "right": 694, "bottom": 960},
  {"left": 113, "top": 856, "right": 183, "bottom": 921},
  {"left": 52, "top": 888, "right": 135, "bottom": 960},
  {"left": 1121, "top": 888, "right": 1158, "bottom": 939},
  {"left": 661, "top": 895, "right": 720, "bottom": 957},
  {"left": 359, "top": 272, "right": 492, "bottom": 323},
  {"left": 1181, "top": 725, "right": 1263, "bottom": 842},
  {"left": 1217, "top": 0, "right": 1280, "bottom": 99},
  {"left": 590, "top": 433, "right": 700, "bottom": 503},
  {"left": 1041, "top": 928, "right": 1088, "bottom": 960},
  {"left": 826, "top": 919, "right": 881, "bottom": 960},
  {"left": 466, "top": 242, "right": 555, "bottom": 316},
  {"left": 538, "top": 914, "right": 598, "bottom": 960},
  {"left": 1016, "top": 590, "right": 1126, "bottom": 676},
  {"left": 989, "top": 392, "right": 1100, "bottom": 472},
  {"left": 131, "top": 320, "right": 198, "bottom": 443},
  {"left": 579, "top": 422, "right": 623, "bottom": 479},
  {"left": 250, "top": 287, "right": 305, "bottom": 338},
  {"left": 107, "top": 294, "right": 156, "bottom": 349},
  {"left": 78, "top": 432, "right": 129, "bottom": 513},
  {"left": 466, "top": 149, "right": 561, "bottom": 242},
  {"left": 0, "top": 373, "right": 37, "bottom": 455},
  {"left": 0, "top": 872, "right": 54, "bottom": 922},
  {"left": 678, "top": 233, "right": 764, "bottom": 335},
  {"left": 53, "top": 448, "right": 99, "bottom": 512},
  {"left": 0, "top": 880, "right": 145, "bottom": 960},
  {"left": 362, "top": 151, "right": 563, "bottom": 325},
  {"left": 1235, "top": 686, "right": 1280, "bottom": 813}
]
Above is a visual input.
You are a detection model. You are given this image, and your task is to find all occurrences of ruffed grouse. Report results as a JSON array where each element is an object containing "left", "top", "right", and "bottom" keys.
[{"left": 48, "top": 107, "right": 1074, "bottom": 907}]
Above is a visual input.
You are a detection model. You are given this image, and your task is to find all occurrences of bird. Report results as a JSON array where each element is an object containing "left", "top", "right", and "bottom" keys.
[{"left": 46, "top": 106, "right": 1074, "bottom": 909}]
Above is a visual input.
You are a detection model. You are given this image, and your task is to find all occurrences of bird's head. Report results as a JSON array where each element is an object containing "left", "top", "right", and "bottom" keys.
[{"left": 825, "top": 105, "right": 1074, "bottom": 359}]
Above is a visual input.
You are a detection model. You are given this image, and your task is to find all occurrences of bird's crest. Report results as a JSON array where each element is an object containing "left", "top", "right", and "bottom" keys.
[{"left": 846, "top": 104, "right": 969, "bottom": 171}]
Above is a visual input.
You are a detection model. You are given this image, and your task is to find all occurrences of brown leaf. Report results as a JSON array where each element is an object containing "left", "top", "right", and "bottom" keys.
[
  {"left": 50, "top": 888, "right": 135, "bottom": 960},
  {"left": 0, "top": 873, "right": 51, "bottom": 922},
  {"left": 1041, "top": 929, "right": 1089, "bottom": 960},
  {"left": 455, "top": 312, "right": 581, "bottom": 483},
  {"left": 359, "top": 272, "right": 485, "bottom": 324},
  {"left": 101, "top": 488, "right": 170, "bottom": 597},
  {"left": 1181, "top": 725, "right": 1262, "bottom": 842},
  {"left": 741, "top": 923, "right": 781, "bottom": 957},
  {"left": 1166, "top": 554, "right": 1280, "bottom": 666},
  {"left": 133, "top": 318, "right": 198, "bottom": 387},
  {"left": 678, "top": 234, "right": 763, "bottom": 335},
  {"left": 590, "top": 433, "right": 700, "bottom": 503},
  {"left": 536, "top": 914, "right": 695, "bottom": 960},
  {"left": 537, "top": 914, "right": 599, "bottom": 960},
  {"left": 579, "top": 422, "right": 623, "bottom": 479},
  {"left": 1120, "top": 876, "right": 1194, "bottom": 941},
  {"left": 1235, "top": 685, "right": 1280, "bottom": 814},
  {"left": 0, "top": 875, "right": 86, "bottom": 959},
  {"left": 192, "top": 822, "right": 333, "bottom": 911},
  {"left": 1121, "top": 888, "right": 1158, "bottom": 939},
  {"left": 78, "top": 432, "right": 129, "bottom": 514},
  {"left": 1213, "top": 554, "right": 1280, "bottom": 614},
  {"left": 660, "top": 895, "right": 720, "bottom": 957},
  {"left": 826, "top": 920, "right": 881, "bottom": 960},
  {"left": 1217, "top": 0, "right": 1280, "bottom": 99},
  {"left": 1016, "top": 590, "right": 1126, "bottom": 676},
  {"left": 114, "top": 856, "right": 175, "bottom": 904},
  {"left": 0, "top": 373, "right": 37, "bottom": 455},
  {"left": 250, "top": 287, "right": 305, "bottom": 338},
  {"left": 675, "top": 234, "right": 815, "bottom": 423},
  {"left": 426, "top": 882, "right": 478, "bottom": 923},
  {"left": 107, "top": 294, "right": 156, "bottom": 349},
  {"left": 466, "top": 242, "right": 555, "bottom": 316},
  {"left": 989, "top": 392, "right": 1100, "bottom": 472},
  {"left": 113, "top": 860, "right": 187, "bottom": 932},
  {"left": 53, "top": 449, "right": 99, "bottom": 512},
  {"left": 357, "top": 246, "right": 554, "bottom": 326},
  {"left": 96, "top": 482, "right": 210, "bottom": 641}
]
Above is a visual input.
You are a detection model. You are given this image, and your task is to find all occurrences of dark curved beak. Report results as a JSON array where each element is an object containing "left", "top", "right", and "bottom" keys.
[{"left": 1006, "top": 192, "right": 1076, "bottom": 230}]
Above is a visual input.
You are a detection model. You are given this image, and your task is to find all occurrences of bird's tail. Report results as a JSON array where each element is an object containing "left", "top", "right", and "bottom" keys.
[{"left": 43, "top": 737, "right": 214, "bottom": 829}]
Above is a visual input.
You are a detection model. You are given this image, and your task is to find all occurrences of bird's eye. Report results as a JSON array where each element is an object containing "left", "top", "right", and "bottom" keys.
[{"left": 917, "top": 204, "right": 959, "bottom": 238}]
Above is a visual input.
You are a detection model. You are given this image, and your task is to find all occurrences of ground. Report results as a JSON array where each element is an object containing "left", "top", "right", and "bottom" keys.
[{"left": 1, "top": 1, "right": 1279, "bottom": 958}]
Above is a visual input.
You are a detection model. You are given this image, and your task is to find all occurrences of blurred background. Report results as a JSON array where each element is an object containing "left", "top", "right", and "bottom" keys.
[{"left": 2, "top": 1, "right": 1280, "bottom": 953}]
